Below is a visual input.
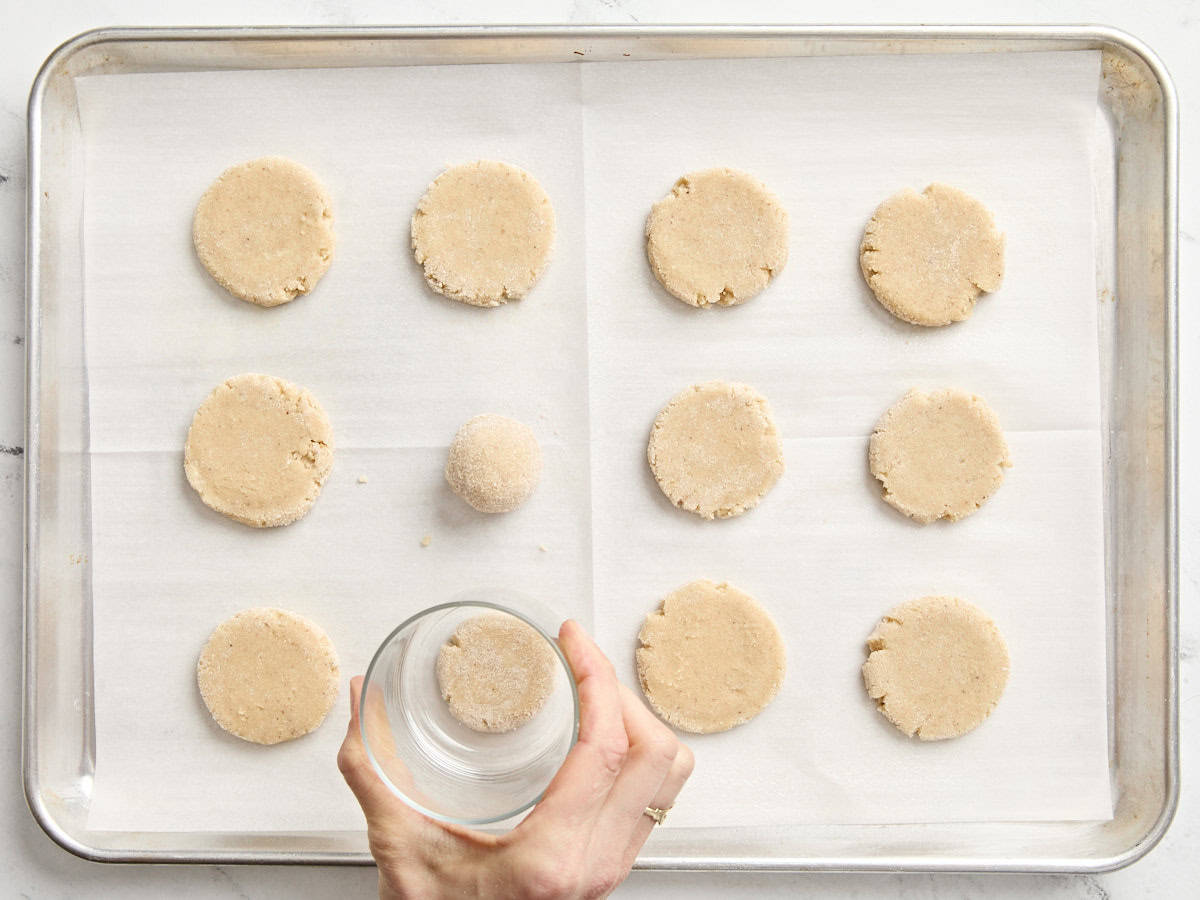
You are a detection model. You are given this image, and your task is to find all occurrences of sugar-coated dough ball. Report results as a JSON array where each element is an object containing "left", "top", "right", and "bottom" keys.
[
  {"left": 436, "top": 613, "right": 556, "bottom": 733},
  {"left": 184, "top": 373, "right": 334, "bottom": 528},
  {"left": 193, "top": 156, "right": 334, "bottom": 307},
  {"left": 862, "top": 596, "right": 1009, "bottom": 741},
  {"left": 197, "top": 607, "right": 340, "bottom": 745},
  {"left": 869, "top": 388, "right": 1011, "bottom": 524},
  {"left": 645, "top": 167, "right": 788, "bottom": 307},
  {"left": 444, "top": 414, "right": 542, "bottom": 513},
  {"left": 859, "top": 183, "right": 1003, "bottom": 326},
  {"left": 411, "top": 160, "right": 555, "bottom": 307},
  {"left": 637, "top": 580, "right": 786, "bottom": 734},
  {"left": 647, "top": 381, "right": 784, "bottom": 519}
]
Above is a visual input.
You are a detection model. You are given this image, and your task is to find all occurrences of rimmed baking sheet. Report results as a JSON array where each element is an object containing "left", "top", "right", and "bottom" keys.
[{"left": 25, "top": 26, "right": 1177, "bottom": 870}]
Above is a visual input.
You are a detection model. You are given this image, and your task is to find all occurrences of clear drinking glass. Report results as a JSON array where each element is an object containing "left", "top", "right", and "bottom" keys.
[{"left": 359, "top": 588, "right": 580, "bottom": 826}]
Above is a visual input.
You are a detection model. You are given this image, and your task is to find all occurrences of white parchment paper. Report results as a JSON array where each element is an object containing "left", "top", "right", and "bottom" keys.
[{"left": 76, "top": 49, "right": 1110, "bottom": 833}]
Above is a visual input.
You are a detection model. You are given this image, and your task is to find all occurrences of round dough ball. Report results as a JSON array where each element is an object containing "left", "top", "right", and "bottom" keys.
[
  {"left": 645, "top": 167, "right": 789, "bottom": 307},
  {"left": 444, "top": 414, "right": 542, "bottom": 513},
  {"left": 193, "top": 156, "right": 335, "bottom": 307},
  {"left": 184, "top": 373, "right": 334, "bottom": 528},
  {"left": 197, "top": 607, "right": 340, "bottom": 745},
  {"left": 859, "top": 183, "right": 1004, "bottom": 326},
  {"left": 411, "top": 160, "right": 555, "bottom": 307},
  {"left": 647, "top": 381, "right": 784, "bottom": 520},
  {"left": 637, "top": 580, "right": 786, "bottom": 734},
  {"left": 861, "top": 596, "right": 1009, "bottom": 741},
  {"left": 869, "top": 388, "right": 1011, "bottom": 524},
  {"left": 436, "top": 613, "right": 556, "bottom": 733}
]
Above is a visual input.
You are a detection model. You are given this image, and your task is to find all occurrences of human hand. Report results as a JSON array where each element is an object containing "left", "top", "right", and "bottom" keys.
[{"left": 338, "top": 619, "right": 694, "bottom": 900}]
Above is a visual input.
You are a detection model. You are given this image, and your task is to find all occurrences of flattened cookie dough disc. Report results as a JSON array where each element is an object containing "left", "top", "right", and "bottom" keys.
[
  {"left": 436, "top": 613, "right": 556, "bottom": 733},
  {"left": 637, "top": 580, "right": 786, "bottom": 734},
  {"left": 646, "top": 167, "right": 789, "bottom": 307},
  {"left": 648, "top": 381, "right": 784, "bottom": 519},
  {"left": 444, "top": 414, "right": 542, "bottom": 513},
  {"left": 193, "top": 156, "right": 335, "bottom": 307},
  {"left": 862, "top": 596, "right": 1009, "bottom": 741},
  {"left": 411, "top": 160, "right": 555, "bottom": 307},
  {"left": 197, "top": 607, "right": 340, "bottom": 745},
  {"left": 869, "top": 388, "right": 1011, "bottom": 524},
  {"left": 184, "top": 373, "right": 334, "bottom": 528},
  {"left": 860, "top": 183, "right": 1004, "bottom": 326}
]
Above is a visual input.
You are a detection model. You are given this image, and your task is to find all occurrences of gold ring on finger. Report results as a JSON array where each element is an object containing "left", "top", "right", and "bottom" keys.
[{"left": 643, "top": 806, "right": 670, "bottom": 826}]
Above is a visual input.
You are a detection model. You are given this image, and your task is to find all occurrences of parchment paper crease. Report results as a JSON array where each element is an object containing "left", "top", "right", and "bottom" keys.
[{"left": 76, "top": 49, "right": 1110, "bottom": 832}]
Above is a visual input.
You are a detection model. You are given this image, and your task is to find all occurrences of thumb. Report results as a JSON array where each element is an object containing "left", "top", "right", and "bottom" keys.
[{"left": 337, "top": 675, "right": 420, "bottom": 820}]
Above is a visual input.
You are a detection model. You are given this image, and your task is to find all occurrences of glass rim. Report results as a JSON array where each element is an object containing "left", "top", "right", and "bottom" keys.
[{"left": 359, "top": 596, "right": 582, "bottom": 827}]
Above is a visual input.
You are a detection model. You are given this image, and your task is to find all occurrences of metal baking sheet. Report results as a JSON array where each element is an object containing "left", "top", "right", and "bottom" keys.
[{"left": 23, "top": 25, "right": 1178, "bottom": 871}]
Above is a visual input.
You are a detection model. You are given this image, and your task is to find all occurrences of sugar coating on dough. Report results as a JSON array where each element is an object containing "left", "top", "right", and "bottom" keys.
[
  {"left": 192, "top": 156, "right": 334, "bottom": 307},
  {"left": 436, "top": 613, "right": 556, "bottom": 733},
  {"left": 411, "top": 160, "right": 555, "bottom": 307},
  {"left": 860, "top": 183, "right": 1004, "bottom": 326},
  {"left": 869, "top": 388, "right": 1011, "bottom": 524},
  {"left": 197, "top": 607, "right": 340, "bottom": 745},
  {"left": 184, "top": 373, "right": 334, "bottom": 528},
  {"left": 861, "top": 596, "right": 1009, "bottom": 741},
  {"left": 444, "top": 414, "right": 542, "bottom": 513},
  {"left": 646, "top": 167, "right": 789, "bottom": 308},
  {"left": 648, "top": 381, "right": 784, "bottom": 520},
  {"left": 637, "top": 580, "right": 786, "bottom": 734}
]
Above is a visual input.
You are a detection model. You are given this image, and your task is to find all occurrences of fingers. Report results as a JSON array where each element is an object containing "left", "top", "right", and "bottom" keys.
[
  {"left": 511, "top": 625, "right": 696, "bottom": 894},
  {"left": 527, "top": 620, "right": 628, "bottom": 833},
  {"left": 590, "top": 685, "right": 687, "bottom": 871},
  {"left": 620, "top": 735, "right": 694, "bottom": 871},
  {"left": 595, "top": 685, "right": 677, "bottom": 832},
  {"left": 336, "top": 675, "right": 369, "bottom": 784}
]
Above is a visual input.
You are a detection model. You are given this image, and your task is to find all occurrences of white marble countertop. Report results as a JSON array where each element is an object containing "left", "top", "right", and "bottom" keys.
[{"left": 1, "top": 1, "right": 1194, "bottom": 897}]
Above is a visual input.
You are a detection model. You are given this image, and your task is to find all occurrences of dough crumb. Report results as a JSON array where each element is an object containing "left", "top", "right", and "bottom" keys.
[
  {"left": 538, "top": 544, "right": 548, "bottom": 553},
  {"left": 357, "top": 474, "right": 369, "bottom": 484},
  {"left": 436, "top": 613, "right": 556, "bottom": 733},
  {"left": 862, "top": 596, "right": 1009, "bottom": 740},
  {"left": 420, "top": 534, "right": 432, "bottom": 548}
]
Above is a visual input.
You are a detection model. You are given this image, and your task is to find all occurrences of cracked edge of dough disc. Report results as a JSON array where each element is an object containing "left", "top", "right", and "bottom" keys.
[
  {"left": 645, "top": 167, "right": 789, "bottom": 308},
  {"left": 196, "top": 606, "right": 341, "bottom": 746},
  {"left": 192, "top": 156, "right": 335, "bottom": 308},
  {"left": 867, "top": 387, "right": 1011, "bottom": 525},
  {"left": 636, "top": 579, "right": 786, "bottom": 734},
  {"left": 435, "top": 612, "right": 556, "bottom": 733},
  {"left": 646, "top": 380, "right": 785, "bottom": 520},
  {"left": 410, "top": 159, "right": 556, "bottom": 307},
  {"left": 858, "top": 183, "right": 1004, "bottom": 327},
  {"left": 861, "top": 596, "right": 1010, "bottom": 741},
  {"left": 183, "top": 373, "right": 335, "bottom": 528}
]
